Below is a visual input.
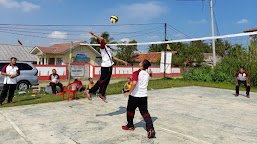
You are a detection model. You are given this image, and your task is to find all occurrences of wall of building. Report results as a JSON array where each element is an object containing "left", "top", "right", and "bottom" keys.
[{"left": 63, "top": 45, "right": 99, "bottom": 65}]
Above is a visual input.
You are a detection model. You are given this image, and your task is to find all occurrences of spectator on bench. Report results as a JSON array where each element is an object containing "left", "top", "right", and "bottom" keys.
[{"left": 49, "top": 69, "right": 63, "bottom": 94}]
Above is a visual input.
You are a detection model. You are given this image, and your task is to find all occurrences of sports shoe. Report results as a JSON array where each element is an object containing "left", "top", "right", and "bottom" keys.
[
  {"left": 99, "top": 95, "right": 108, "bottom": 103},
  {"left": 85, "top": 90, "right": 92, "bottom": 101},
  {"left": 235, "top": 94, "right": 239, "bottom": 97},
  {"left": 247, "top": 94, "right": 250, "bottom": 98},
  {"left": 0, "top": 103, "right": 2, "bottom": 106},
  {"left": 8, "top": 101, "right": 13, "bottom": 104},
  {"left": 122, "top": 125, "right": 134, "bottom": 131},
  {"left": 147, "top": 129, "right": 156, "bottom": 138}
]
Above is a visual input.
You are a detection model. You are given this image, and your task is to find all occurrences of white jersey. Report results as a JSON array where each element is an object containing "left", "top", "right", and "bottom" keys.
[
  {"left": 100, "top": 45, "right": 114, "bottom": 67},
  {"left": 131, "top": 70, "right": 150, "bottom": 97},
  {"left": 2, "top": 64, "right": 20, "bottom": 84}
]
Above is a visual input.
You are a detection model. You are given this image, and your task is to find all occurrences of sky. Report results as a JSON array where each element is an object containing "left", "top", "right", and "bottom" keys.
[{"left": 0, "top": 0, "right": 256, "bottom": 47}]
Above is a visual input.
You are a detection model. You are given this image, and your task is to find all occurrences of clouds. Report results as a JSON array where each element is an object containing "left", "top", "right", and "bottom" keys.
[
  {"left": 120, "top": 38, "right": 130, "bottom": 43},
  {"left": 117, "top": 2, "right": 167, "bottom": 22},
  {"left": 188, "top": 19, "right": 207, "bottom": 24},
  {"left": 48, "top": 31, "right": 67, "bottom": 39},
  {"left": 237, "top": 19, "right": 248, "bottom": 24},
  {"left": 0, "top": 0, "right": 39, "bottom": 12}
]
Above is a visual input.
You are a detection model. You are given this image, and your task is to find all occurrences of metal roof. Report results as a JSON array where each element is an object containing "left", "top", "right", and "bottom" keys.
[{"left": 0, "top": 44, "right": 37, "bottom": 62}]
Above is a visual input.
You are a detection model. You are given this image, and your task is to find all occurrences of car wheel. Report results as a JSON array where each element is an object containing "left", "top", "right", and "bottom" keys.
[{"left": 17, "top": 81, "right": 30, "bottom": 90}]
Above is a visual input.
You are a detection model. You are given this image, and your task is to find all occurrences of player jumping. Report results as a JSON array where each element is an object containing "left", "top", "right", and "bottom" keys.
[{"left": 85, "top": 31, "right": 128, "bottom": 103}]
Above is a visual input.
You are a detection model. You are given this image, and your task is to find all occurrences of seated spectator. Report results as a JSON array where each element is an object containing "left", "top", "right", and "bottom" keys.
[
  {"left": 74, "top": 79, "right": 85, "bottom": 92},
  {"left": 49, "top": 69, "right": 63, "bottom": 94},
  {"left": 123, "top": 77, "right": 132, "bottom": 93},
  {"left": 86, "top": 77, "right": 95, "bottom": 91}
]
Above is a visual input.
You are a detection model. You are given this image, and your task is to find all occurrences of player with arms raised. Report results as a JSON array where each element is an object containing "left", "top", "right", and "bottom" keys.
[{"left": 85, "top": 31, "right": 128, "bottom": 103}]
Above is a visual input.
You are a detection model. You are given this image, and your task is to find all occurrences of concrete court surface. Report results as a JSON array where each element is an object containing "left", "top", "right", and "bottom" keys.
[{"left": 0, "top": 86, "right": 257, "bottom": 144}]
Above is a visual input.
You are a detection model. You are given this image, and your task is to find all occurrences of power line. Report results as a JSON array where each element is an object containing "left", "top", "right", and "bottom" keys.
[
  {"left": 0, "top": 23, "right": 164, "bottom": 27},
  {"left": 167, "top": 24, "right": 191, "bottom": 38}
]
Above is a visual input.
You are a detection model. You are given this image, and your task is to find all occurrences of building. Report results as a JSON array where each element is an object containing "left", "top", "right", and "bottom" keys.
[
  {"left": 132, "top": 52, "right": 177, "bottom": 66},
  {"left": 244, "top": 28, "right": 257, "bottom": 48},
  {"left": 30, "top": 41, "right": 101, "bottom": 65},
  {"left": 203, "top": 53, "right": 222, "bottom": 66},
  {"left": 0, "top": 44, "right": 37, "bottom": 63}
]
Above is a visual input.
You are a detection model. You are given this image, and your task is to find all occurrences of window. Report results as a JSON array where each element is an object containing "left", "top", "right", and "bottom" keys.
[
  {"left": 16, "top": 63, "right": 33, "bottom": 70},
  {"left": 48, "top": 58, "right": 55, "bottom": 65},
  {"left": 56, "top": 58, "right": 63, "bottom": 65}
]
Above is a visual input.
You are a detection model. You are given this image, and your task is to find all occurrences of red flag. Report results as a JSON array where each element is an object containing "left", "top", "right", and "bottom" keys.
[
  {"left": 18, "top": 40, "right": 23, "bottom": 46},
  {"left": 186, "top": 58, "right": 190, "bottom": 64}
]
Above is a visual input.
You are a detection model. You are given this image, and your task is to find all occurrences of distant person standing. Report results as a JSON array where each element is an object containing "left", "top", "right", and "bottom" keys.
[
  {"left": 235, "top": 68, "right": 250, "bottom": 98},
  {"left": 49, "top": 69, "right": 63, "bottom": 94},
  {"left": 0, "top": 57, "right": 20, "bottom": 105}
]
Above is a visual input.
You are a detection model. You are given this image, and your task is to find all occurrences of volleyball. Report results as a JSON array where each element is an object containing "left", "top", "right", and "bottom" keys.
[{"left": 110, "top": 16, "right": 118, "bottom": 24}]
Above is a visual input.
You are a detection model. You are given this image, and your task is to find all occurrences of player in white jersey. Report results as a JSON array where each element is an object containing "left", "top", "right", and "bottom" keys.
[
  {"left": 122, "top": 59, "right": 155, "bottom": 139},
  {"left": 85, "top": 31, "right": 128, "bottom": 103}
]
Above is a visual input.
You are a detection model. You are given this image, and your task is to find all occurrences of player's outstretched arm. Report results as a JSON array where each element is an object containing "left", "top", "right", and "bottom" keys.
[
  {"left": 89, "top": 31, "right": 106, "bottom": 44},
  {"left": 113, "top": 56, "right": 128, "bottom": 66}
]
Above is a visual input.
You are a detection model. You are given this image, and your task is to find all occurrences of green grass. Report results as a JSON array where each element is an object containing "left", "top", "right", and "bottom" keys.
[{"left": 1, "top": 78, "right": 256, "bottom": 108}]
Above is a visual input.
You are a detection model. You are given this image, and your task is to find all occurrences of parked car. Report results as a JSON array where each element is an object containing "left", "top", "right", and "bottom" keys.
[{"left": 0, "top": 61, "right": 39, "bottom": 90}]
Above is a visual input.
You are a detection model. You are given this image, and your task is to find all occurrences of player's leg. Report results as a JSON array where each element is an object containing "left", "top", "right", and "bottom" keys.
[
  {"left": 0, "top": 84, "right": 10, "bottom": 105},
  {"left": 7, "top": 84, "right": 16, "bottom": 103},
  {"left": 122, "top": 95, "right": 138, "bottom": 130},
  {"left": 138, "top": 97, "right": 155, "bottom": 138},
  {"left": 98, "top": 67, "right": 112, "bottom": 103},
  {"left": 236, "top": 81, "right": 241, "bottom": 96},
  {"left": 89, "top": 67, "right": 109, "bottom": 94},
  {"left": 242, "top": 81, "right": 250, "bottom": 98}
]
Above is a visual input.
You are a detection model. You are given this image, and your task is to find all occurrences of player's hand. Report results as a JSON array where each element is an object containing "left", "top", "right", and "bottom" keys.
[
  {"left": 124, "top": 92, "right": 130, "bottom": 97},
  {"left": 124, "top": 61, "right": 128, "bottom": 66},
  {"left": 89, "top": 31, "right": 95, "bottom": 36},
  {"left": 236, "top": 83, "right": 238, "bottom": 86},
  {"left": 247, "top": 83, "right": 250, "bottom": 86},
  {"left": 149, "top": 69, "right": 153, "bottom": 77}
]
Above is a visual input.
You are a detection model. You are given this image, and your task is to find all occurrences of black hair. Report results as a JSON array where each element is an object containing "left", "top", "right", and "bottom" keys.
[
  {"left": 10, "top": 57, "right": 17, "bottom": 60},
  {"left": 74, "top": 79, "right": 78, "bottom": 82},
  {"left": 128, "top": 77, "right": 132, "bottom": 80},
  {"left": 142, "top": 59, "right": 151, "bottom": 70},
  {"left": 52, "top": 69, "right": 56, "bottom": 71},
  {"left": 88, "top": 77, "right": 92, "bottom": 80}
]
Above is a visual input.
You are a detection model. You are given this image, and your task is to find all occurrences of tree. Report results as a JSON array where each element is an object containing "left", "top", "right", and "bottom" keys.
[
  {"left": 115, "top": 40, "right": 138, "bottom": 64},
  {"left": 90, "top": 31, "right": 116, "bottom": 52},
  {"left": 215, "top": 39, "right": 232, "bottom": 57}
]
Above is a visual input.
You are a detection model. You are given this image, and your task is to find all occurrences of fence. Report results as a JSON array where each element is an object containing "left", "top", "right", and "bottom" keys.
[{"left": 35, "top": 63, "right": 181, "bottom": 80}]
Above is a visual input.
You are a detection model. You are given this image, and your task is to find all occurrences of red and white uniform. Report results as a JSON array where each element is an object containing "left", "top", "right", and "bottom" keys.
[
  {"left": 131, "top": 70, "right": 150, "bottom": 97},
  {"left": 49, "top": 74, "right": 59, "bottom": 83},
  {"left": 1, "top": 64, "right": 20, "bottom": 84},
  {"left": 235, "top": 71, "right": 249, "bottom": 81}
]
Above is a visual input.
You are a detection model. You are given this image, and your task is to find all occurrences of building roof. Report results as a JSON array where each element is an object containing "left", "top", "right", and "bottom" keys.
[
  {"left": 0, "top": 44, "right": 37, "bottom": 62},
  {"left": 35, "top": 41, "right": 84, "bottom": 54},
  {"left": 31, "top": 41, "right": 101, "bottom": 57},
  {"left": 133, "top": 52, "right": 177, "bottom": 63},
  {"left": 244, "top": 28, "right": 257, "bottom": 33}
]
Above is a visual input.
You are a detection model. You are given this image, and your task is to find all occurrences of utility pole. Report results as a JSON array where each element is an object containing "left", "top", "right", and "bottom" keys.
[
  {"left": 68, "top": 41, "right": 73, "bottom": 84},
  {"left": 164, "top": 23, "right": 167, "bottom": 79},
  {"left": 210, "top": 0, "right": 216, "bottom": 66}
]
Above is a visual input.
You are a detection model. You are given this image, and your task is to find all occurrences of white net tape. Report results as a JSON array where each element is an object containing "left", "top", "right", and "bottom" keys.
[{"left": 81, "top": 31, "right": 257, "bottom": 46}]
